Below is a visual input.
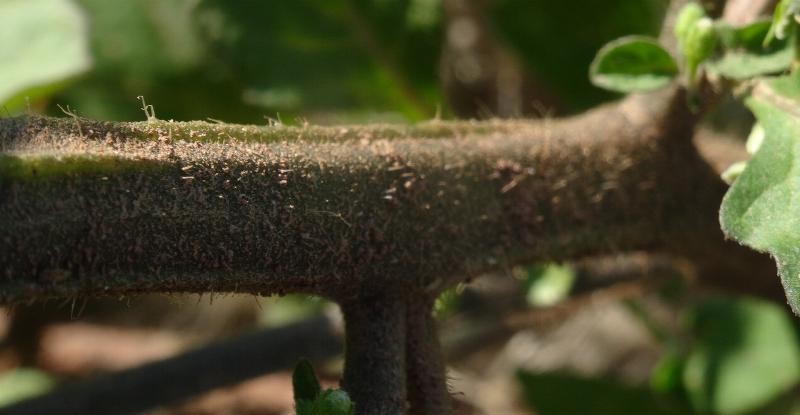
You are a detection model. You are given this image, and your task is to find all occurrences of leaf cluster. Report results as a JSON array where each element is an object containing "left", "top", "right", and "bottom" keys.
[
  {"left": 592, "top": 1, "right": 800, "bottom": 316},
  {"left": 590, "top": 1, "right": 796, "bottom": 92},
  {"left": 293, "top": 359, "right": 354, "bottom": 415}
]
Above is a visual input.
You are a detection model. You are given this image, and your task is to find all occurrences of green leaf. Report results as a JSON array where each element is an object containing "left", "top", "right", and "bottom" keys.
[
  {"left": 433, "top": 285, "right": 461, "bottom": 319},
  {"left": 517, "top": 370, "right": 687, "bottom": 415},
  {"left": 672, "top": 3, "right": 718, "bottom": 85},
  {"left": 491, "top": 0, "right": 666, "bottom": 111},
  {"left": 650, "top": 348, "right": 685, "bottom": 394},
  {"left": 590, "top": 36, "right": 678, "bottom": 93},
  {"left": 292, "top": 360, "right": 352, "bottom": 415},
  {"left": 708, "top": 47, "right": 794, "bottom": 80},
  {"left": 293, "top": 359, "right": 322, "bottom": 403},
  {"left": 406, "top": 0, "right": 441, "bottom": 30},
  {"left": 0, "top": 369, "right": 56, "bottom": 407},
  {"left": 682, "top": 297, "right": 800, "bottom": 415},
  {"left": 674, "top": 3, "right": 706, "bottom": 49},
  {"left": 317, "top": 389, "right": 354, "bottom": 415},
  {"left": 296, "top": 399, "right": 316, "bottom": 415},
  {"left": 708, "top": 20, "right": 794, "bottom": 80},
  {"left": 258, "top": 295, "right": 327, "bottom": 327},
  {"left": 524, "top": 263, "right": 575, "bottom": 307},
  {"left": 56, "top": 0, "right": 442, "bottom": 122},
  {"left": 720, "top": 72, "right": 800, "bottom": 314},
  {"left": 0, "top": 0, "right": 91, "bottom": 109},
  {"left": 721, "top": 161, "right": 748, "bottom": 185},
  {"left": 682, "top": 17, "right": 718, "bottom": 83},
  {"left": 765, "top": 70, "right": 800, "bottom": 99},
  {"left": 746, "top": 122, "right": 766, "bottom": 154},
  {"left": 765, "top": 0, "right": 800, "bottom": 46}
]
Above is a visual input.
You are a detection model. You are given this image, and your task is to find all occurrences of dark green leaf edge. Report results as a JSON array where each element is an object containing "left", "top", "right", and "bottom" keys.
[
  {"left": 589, "top": 35, "right": 678, "bottom": 93},
  {"left": 720, "top": 75, "right": 800, "bottom": 314}
]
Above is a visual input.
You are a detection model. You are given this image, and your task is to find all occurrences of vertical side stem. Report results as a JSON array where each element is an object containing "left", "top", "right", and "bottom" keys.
[
  {"left": 341, "top": 295, "right": 408, "bottom": 415},
  {"left": 405, "top": 296, "right": 451, "bottom": 414}
]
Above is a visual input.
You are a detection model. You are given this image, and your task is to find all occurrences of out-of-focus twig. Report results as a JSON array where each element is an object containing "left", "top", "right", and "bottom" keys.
[{"left": 0, "top": 315, "right": 342, "bottom": 415}]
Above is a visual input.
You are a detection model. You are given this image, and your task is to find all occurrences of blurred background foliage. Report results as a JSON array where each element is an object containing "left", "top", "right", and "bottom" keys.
[
  {"left": 4, "top": 0, "right": 666, "bottom": 123},
  {"left": 5, "top": 0, "right": 800, "bottom": 414}
]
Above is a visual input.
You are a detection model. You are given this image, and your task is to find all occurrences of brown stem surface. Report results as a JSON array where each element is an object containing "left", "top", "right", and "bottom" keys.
[
  {"left": 342, "top": 295, "right": 408, "bottom": 415},
  {"left": 0, "top": 84, "right": 786, "bottom": 413},
  {"left": 0, "top": 87, "right": 732, "bottom": 304},
  {"left": 405, "top": 295, "right": 451, "bottom": 414}
]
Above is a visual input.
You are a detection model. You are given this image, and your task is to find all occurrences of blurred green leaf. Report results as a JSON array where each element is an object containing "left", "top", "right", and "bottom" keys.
[
  {"left": 259, "top": 295, "right": 327, "bottom": 327},
  {"left": 720, "top": 73, "right": 800, "bottom": 314},
  {"left": 682, "top": 297, "right": 800, "bottom": 415},
  {"left": 293, "top": 359, "right": 322, "bottom": 403},
  {"left": 763, "top": 68, "right": 800, "bottom": 99},
  {"left": 651, "top": 348, "right": 685, "bottom": 395},
  {"left": 316, "top": 389, "right": 354, "bottom": 415},
  {"left": 491, "top": 0, "right": 666, "bottom": 110},
  {"left": 681, "top": 17, "right": 717, "bottom": 83},
  {"left": 433, "top": 285, "right": 461, "bottom": 319},
  {"left": 0, "top": 0, "right": 91, "bottom": 110},
  {"left": 406, "top": 0, "right": 440, "bottom": 30},
  {"left": 517, "top": 370, "right": 686, "bottom": 415},
  {"left": 746, "top": 122, "right": 766, "bottom": 154},
  {"left": 52, "top": 0, "right": 442, "bottom": 122},
  {"left": 198, "top": 0, "right": 443, "bottom": 120},
  {"left": 296, "top": 400, "right": 316, "bottom": 415},
  {"left": 721, "top": 161, "right": 748, "bottom": 185},
  {"left": 765, "top": 0, "right": 800, "bottom": 46},
  {"left": 56, "top": 0, "right": 249, "bottom": 122},
  {"left": 708, "top": 20, "right": 794, "bottom": 80},
  {"left": 590, "top": 36, "right": 678, "bottom": 93},
  {"left": 0, "top": 369, "right": 56, "bottom": 407},
  {"left": 524, "top": 263, "right": 575, "bottom": 307},
  {"left": 673, "top": 4, "right": 718, "bottom": 83},
  {"left": 293, "top": 360, "right": 353, "bottom": 415},
  {"left": 674, "top": 3, "right": 706, "bottom": 49},
  {"left": 720, "top": 19, "right": 774, "bottom": 49}
]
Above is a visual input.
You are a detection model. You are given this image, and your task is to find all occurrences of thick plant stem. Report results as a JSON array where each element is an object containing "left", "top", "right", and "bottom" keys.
[
  {"left": 405, "top": 295, "right": 451, "bottom": 414},
  {"left": 342, "top": 295, "right": 408, "bottom": 415},
  {"left": 0, "top": 88, "right": 720, "bottom": 304},
  {"left": 1, "top": 88, "right": 781, "bottom": 305}
]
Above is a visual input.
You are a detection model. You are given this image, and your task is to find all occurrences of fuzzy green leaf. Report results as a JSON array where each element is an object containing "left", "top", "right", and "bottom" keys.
[
  {"left": 590, "top": 36, "right": 678, "bottom": 93},
  {"left": 720, "top": 73, "right": 800, "bottom": 314},
  {"left": 0, "top": 0, "right": 91, "bottom": 110}
]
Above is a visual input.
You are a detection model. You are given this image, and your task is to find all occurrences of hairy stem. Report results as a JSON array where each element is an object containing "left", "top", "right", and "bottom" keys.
[
  {"left": 0, "top": 88, "right": 726, "bottom": 304},
  {"left": 342, "top": 295, "right": 408, "bottom": 415},
  {"left": 0, "top": 83, "right": 784, "bottom": 413},
  {"left": 405, "top": 295, "right": 451, "bottom": 414}
]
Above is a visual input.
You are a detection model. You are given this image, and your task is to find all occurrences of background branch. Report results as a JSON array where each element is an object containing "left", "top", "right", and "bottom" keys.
[{"left": 0, "top": 315, "right": 342, "bottom": 415}]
